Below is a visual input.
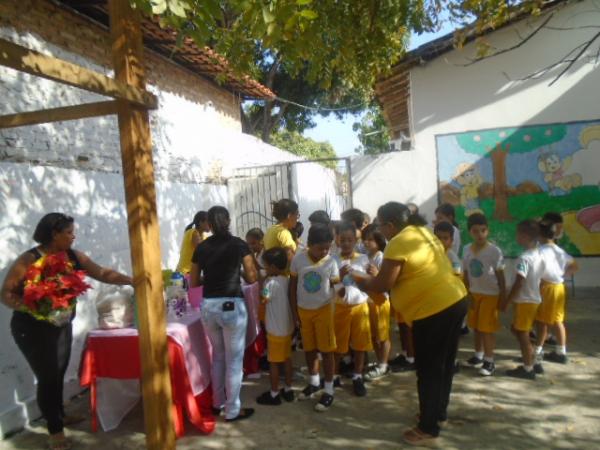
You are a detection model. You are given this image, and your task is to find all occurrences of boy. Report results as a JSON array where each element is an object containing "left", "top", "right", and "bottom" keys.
[
  {"left": 332, "top": 222, "right": 372, "bottom": 396},
  {"left": 290, "top": 224, "right": 340, "bottom": 411},
  {"left": 501, "top": 220, "right": 546, "bottom": 380},
  {"left": 463, "top": 213, "right": 506, "bottom": 376},
  {"left": 434, "top": 221, "right": 462, "bottom": 277},
  {"left": 256, "top": 248, "right": 295, "bottom": 405}
]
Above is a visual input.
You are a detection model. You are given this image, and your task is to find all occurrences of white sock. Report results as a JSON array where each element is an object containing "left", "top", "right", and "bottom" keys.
[
  {"left": 406, "top": 356, "right": 415, "bottom": 363},
  {"left": 523, "top": 365, "right": 533, "bottom": 372},
  {"left": 483, "top": 356, "right": 494, "bottom": 363},
  {"left": 352, "top": 373, "right": 362, "bottom": 380},
  {"left": 378, "top": 363, "right": 388, "bottom": 371},
  {"left": 324, "top": 381, "right": 334, "bottom": 396},
  {"left": 556, "top": 345, "right": 567, "bottom": 355},
  {"left": 534, "top": 345, "right": 543, "bottom": 355},
  {"left": 270, "top": 390, "right": 279, "bottom": 398},
  {"left": 284, "top": 384, "right": 293, "bottom": 392},
  {"left": 474, "top": 351, "right": 484, "bottom": 359},
  {"left": 309, "top": 374, "right": 320, "bottom": 387}
]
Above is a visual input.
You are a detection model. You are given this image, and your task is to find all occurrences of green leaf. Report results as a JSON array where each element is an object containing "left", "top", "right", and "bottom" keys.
[
  {"left": 151, "top": 0, "right": 167, "bottom": 15},
  {"left": 299, "top": 9, "right": 318, "bottom": 20},
  {"left": 168, "top": 0, "right": 188, "bottom": 18},
  {"left": 262, "top": 6, "right": 275, "bottom": 23},
  {"left": 296, "top": 0, "right": 313, "bottom": 5}
]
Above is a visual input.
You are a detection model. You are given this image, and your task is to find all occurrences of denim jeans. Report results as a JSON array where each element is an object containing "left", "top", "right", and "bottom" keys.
[{"left": 200, "top": 297, "right": 248, "bottom": 420}]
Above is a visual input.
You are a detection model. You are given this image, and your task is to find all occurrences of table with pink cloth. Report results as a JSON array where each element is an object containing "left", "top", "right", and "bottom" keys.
[{"left": 79, "top": 282, "right": 261, "bottom": 433}]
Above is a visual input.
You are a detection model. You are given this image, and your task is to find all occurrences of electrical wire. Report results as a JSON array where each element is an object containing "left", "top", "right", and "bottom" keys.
[{"left": 272, "top": 96, "right": 368, "bottom": 111}]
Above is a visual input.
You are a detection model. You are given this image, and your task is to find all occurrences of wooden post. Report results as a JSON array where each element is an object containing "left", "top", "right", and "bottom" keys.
[{"left": 108, "top": 1, "right": 176, "bottom": 449}]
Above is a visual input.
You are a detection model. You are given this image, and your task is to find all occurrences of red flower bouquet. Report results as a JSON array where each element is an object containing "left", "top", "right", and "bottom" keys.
[{"left": 22, "top": 252, "right": 91, "bottom": 326}]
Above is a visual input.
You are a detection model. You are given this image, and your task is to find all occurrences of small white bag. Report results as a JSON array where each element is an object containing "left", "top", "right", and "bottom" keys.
[{"left": 96, "top": 286, "right": 135, "bottom": 329}]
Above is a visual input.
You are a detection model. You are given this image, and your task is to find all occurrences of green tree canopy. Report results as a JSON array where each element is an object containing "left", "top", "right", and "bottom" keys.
[
  {"left": 270, "top": 130, "right": 336, "bottom": 163},
  {"left": 456, "top": 124, "right": 567, "bottom": 155},
  {"left": 352, "top": 105, "right": 391, "bottom": 155}
]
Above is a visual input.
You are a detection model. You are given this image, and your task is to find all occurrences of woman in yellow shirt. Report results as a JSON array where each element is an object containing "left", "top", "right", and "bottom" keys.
[
  {"left": 176, "top": 211, "right": 209, "bottom": 274},
  {"left": 355, "top": 202, "right": 467, "bottom": 447}
]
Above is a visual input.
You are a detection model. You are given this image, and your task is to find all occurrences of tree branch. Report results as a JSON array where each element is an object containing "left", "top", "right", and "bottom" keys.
[{"left": 549, "top": 31, "right": 600, "bottom": 85}]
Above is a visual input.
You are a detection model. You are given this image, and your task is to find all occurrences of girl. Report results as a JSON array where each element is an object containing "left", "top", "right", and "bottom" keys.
[
  {"left": 434, "top": 203, "right": 461, "bottom": 256},
  {"left": 176, "top": 211, "right": 209, "bottom": 274}
]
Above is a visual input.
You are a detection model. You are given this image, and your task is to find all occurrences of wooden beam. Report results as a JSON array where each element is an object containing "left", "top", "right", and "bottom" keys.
[
  {"left": 0, "top": 101, "right": 117, "bottom": 129},
  {"left": 108, "top": 2, "right": 175, "bottom": 449},
  {"left": 0, "top": 38, "right": 157, "bottom": 109}
]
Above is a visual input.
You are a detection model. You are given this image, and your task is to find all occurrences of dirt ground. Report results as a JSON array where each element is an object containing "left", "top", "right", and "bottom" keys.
[{"left": 3, "top": 287, "right": 600, "bottom": 450}]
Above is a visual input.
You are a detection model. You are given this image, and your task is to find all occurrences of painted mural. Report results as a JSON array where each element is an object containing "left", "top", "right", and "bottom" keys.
[{"left": 436, "top": 121, "right": 600, "bottom": 257}]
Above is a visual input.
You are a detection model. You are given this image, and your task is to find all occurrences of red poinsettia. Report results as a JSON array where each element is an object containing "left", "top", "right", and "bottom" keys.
[{"left": 22, "top": 252, "right": 91, "bottom": 324}]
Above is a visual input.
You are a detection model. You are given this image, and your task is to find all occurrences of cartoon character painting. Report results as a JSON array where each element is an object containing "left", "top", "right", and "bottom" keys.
[
  {"left": 454, "top": 162, "right": 484, "bottom": 216},
  {"left": 537, "top": 152, "right": 582, "bottom": 196}
]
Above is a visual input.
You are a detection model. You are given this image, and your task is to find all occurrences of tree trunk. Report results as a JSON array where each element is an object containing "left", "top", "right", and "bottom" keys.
[{"left": 491, "top": 144, "right": 512, "bottom": 222}]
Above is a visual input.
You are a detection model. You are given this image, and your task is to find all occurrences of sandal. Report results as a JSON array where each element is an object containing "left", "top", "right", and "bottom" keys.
[
  {"left": 403, "top": 427, "right": 438, "bottom": 447},
  {"left": 225, "top": 408, "right": 255, "bottom": 422},
  {"left": 48, "top": 435, "right": 72, "bottom": 450}
]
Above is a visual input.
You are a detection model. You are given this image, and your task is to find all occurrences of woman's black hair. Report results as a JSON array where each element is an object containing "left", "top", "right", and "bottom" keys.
[
  {"left": 538, "top": 220, "right": 556, "bottom": 240},
  {"left": 207, "top": 206, "right": 231, "bottom": 237},
  {"left": 308, "top": 210, "right": 330, "bottom": 225},
  {"left": 336, "top": 221, "right": 357, "bottom": 237},
  {"left": 292, "top": 221, "right": 305, "bottom": 239},
  {"left": 272, "top": 199, "right": 299, "bottom": 222},
  {"left": 517, "top": 219, "right": 539, "bottom": 240},
  {"left": 185, "top": 211, "right": 208, "bottom": 231},
  {"left": 467, "top": 213, "right": 487, "bottom": 230},
  {"left": 246, "top": 227, "right": 264, "bottom": 241},
  {"left": 434, "top": 221, "right": 455, "bottom": 236},
  {"left": 341, "top": 208, "right": 365, "bottom": 230},
  {"left": 262, "top": 247, "right": 288, "bottom": 270},
  {"left": 542, "top": 211, "right": 563, "bottom": 225},
  {"left": 435, "top": 203, "right": 458, "bottom": 227},
  {"left": 33, "top": 213, "right": 75, "bottom": 245},
  {"left": 377, "top": 202, "right": 427, "bottom": 230},
  {"left": 307, "top": 223, "right": 334, "bottom": 246},
  {"left": 362, "top": 224, "right": 386, "bottom": 252}
]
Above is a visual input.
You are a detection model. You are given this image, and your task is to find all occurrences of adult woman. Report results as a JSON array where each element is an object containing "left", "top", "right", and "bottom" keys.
[
  {"left": 355, "top": 202, "right": 467, "bottom": 446},
  {"left": 176, "top": 211, "right": 209, "bottom": 274},
  {"left": 1, "top": 213, "right": 132, "bottom": 450},
  {"left": 263, "top": 199, "right": 299, "bottom": 264},
  {"left": 190, "top": 206, "right": 257, "bottom": 422}
]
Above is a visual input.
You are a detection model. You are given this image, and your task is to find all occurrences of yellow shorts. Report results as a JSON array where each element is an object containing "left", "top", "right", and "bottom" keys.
[
  {"left": 334, "top": 302, "right": 372, "bottom": 354},
  {"left": 513, "top": 303, "right": 540, "bottom": 332},
  {"left": 536, "top": 283, "right": 566, "bottom": 325},
  {"left": 467, "top": 293, "right": 499, "bottom": 333},
  {"left": 369, "top": 300, "right": 390, "bottom": 343},
  {"left": 298, "top": 304, "right": 336, "bottom": 353},
  {"left": 267, "top": 334, "right": 292, "bottom": 363}
]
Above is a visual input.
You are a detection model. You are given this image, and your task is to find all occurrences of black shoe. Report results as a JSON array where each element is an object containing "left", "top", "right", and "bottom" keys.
[
  {"left": 505, "top": 366, "right": 536, "bottom": 380},
  {"left": 333, "top": 376, "right": 343, "bottom": 388},
  {"left": 314, "top": 393, "right": 334, "bottom": 412},
  {"left": 544, "top": 351, "right": 568, "bottom": 364},
  {"left": 479, "top": 360, "right": 495, "bottom": 376},
  {"left": 545, "top": 336, "right": 558, "bottom": 346},
  {"left": 280, "top": 389, "right": 295, "bottom": 402},
  {"left": 466, "top": 356, "right": 484, "bottom": 367},
  {"left": 533, "top": 363, "right": 544, "bottom": 374},
  {"left": 352, "top": 377, "right": 367, "bottom": 397},
  {"left": 298, "top": 384, "right": 320, "bottom": 400},
  {"left": 225, "top": 408, "right": 255, "bottom": 422},
  {"left": 388, "top": 354, "right": 407, "bottom": 366},
  {"left": 460, "top": 326, "right": 470, "bottom": 336},
  {"left": 256, "top": 390, "right": 281, "bottom": 405}
]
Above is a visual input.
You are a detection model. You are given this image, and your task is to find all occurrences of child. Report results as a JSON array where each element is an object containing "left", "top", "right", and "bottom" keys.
[
  {"left": 434, "top": 221, "right": 462, "bottom": 276},
  {"left": 501, "top": 220, "right": 546, "bottom": 380},
  {"left": 290, "top": 224, "right": 340, "bottom": 411},
  {"left": 533, "top": 219, "right": 578, "bottom": 367},
  {"left": 332, "top": 222, "right": 372, "bottom": 396},
  {"left": 292, "top": 221, "right": 306, "bottom": 251},
  {"left": 434, "top": 203, "right": 461, "bottom": 256},
  {"left": 463, "top": 213, "right": 506, "bottom": 376},
  {"left": 341, "top": 208, "right": 367, "bottom": 253},
  {"left": 361, "top": 224, "right": 392, "bottom": 380},
  {"left": 246, "top": 228, "right": 265, "bottom": 273},
  {"left": 308, "top": 210, "right": 331, "bottom": 227},
  {"left": 256, "top": 248, "right": 295, "bottom": 405}
]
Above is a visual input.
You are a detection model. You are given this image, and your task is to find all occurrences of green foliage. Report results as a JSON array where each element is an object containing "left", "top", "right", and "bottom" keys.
[
  {"left": 456, "top": 124, "right": 567, "bottom": 156},
  {"left": 352, "top": 105, "right": 392, "bottom": 155},
  {"left": 270, "top": 130, "right": 337, "bottom": 166}
]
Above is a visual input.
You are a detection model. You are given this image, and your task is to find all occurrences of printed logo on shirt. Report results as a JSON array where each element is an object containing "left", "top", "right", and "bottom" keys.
[
  {"left": 303, "top": 271, "right": 323, "bottom": 293},
  {"left": 469, "top": 258, "right": 484, "bottom": 277},
  {"left": 516, "top": 261, "right": 527, "bottom": 273}
]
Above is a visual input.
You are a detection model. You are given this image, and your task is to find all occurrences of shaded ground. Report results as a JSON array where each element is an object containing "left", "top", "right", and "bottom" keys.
[{"left": 3, "top": 288, "right": 600, "bottom": 449}]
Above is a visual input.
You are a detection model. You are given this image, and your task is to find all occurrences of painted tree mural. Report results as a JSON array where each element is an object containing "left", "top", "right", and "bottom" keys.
[{"left": 456, "top": 125, "right": 567, "bottom": 221}]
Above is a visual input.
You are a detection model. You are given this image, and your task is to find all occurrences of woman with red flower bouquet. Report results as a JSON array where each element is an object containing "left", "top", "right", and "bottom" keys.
[{"left": 1, "top": 213, "right": 132, "bottom": 450}]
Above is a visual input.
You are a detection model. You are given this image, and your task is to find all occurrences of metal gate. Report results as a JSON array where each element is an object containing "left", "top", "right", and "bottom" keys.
[{"left": 228, "top": 157, "right": 352, "bottom": 236}]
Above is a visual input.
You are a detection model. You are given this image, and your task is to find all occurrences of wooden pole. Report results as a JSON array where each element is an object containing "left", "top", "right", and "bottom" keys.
[
  {"left": 0, "top": 101, "right": 118, "bottom": 129},
  {"left": 107, "top": 1, "right": 176, "bottom": 449}
]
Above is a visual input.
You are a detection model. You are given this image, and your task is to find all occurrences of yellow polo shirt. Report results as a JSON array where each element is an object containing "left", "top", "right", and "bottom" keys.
[
  {"left": 264, "top": 224, "right": 297, "bottom": 252},
  {"left": 384, "top": 225, "right": 467, "bottom": 325}
]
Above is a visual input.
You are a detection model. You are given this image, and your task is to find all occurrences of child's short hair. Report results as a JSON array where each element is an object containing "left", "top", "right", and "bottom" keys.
[
  {"left": 542, "top": 211, "right": 563, "bottom": 224},
  {"left": 434, "top": 221, "right": 455, "bottom": 237},
  {"left": 517, "top": 219, "right": 539, "bottom": 240},
  {"left": 292, "top": 221, "right": 305, "bottom": 239},
  {"left": 336, "top": 221, "right": 357, "bottom": 237},
  {"left": 272, "top": 199, "right": 299, "bottom": 222},
  {"left": 262, "top": 247, "right": 288, "bottom": 270},
  {"left": 435, "top": 203, "right": 457, "bottom": 225},
  {"left": 362, "top": 224, "right": 386, "bottom": 251},
  {"left": 246, "top": 227, "right": 264, "bottom": 241},
  {"left": 307, "top": 223, "right": 334, "bottom": 246},
  {"left": 467, "top": 213, "right": 487, "bottom": 230},
  {"left": 341, "top": 208, "right": 365, "bottom": 230},
  {"left": 362, "top": 212, "right": 371, "bottom": 225},
  {"left": 538, "top": 220, "right": 556, "bottom": 240},
  {"left": 308, "top": 210, "right": 330, "bottom": 225}
]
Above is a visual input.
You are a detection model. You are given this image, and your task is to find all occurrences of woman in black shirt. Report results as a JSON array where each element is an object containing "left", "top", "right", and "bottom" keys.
[{"left": 190, "top": 206, "right": 257, "bottom": 422}]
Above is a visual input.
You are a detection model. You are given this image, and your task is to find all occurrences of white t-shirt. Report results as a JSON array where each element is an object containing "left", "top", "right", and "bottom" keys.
[
  {"left": 290, "top": 252, "right": 340, "bottom": 310},
  {"left": 462, "top": 243, "right": 505, "bottom": 295},
  {"left": 514, "top": 248, "right": 546, "bottom": 304},
  {"left": 452, "top": 226, "right": 461, "bottom": 256},
  {"left": 540, "top": 243, "right": 574, "bottom": 284},
  {"left": 333, "top": 252, "right": 370, "bottom": 305},
  {"left": 262, "top": 275, "right": 294, "bottom": 337},
  {"left": 447, "top": 249, "right": 462, "bottom": 276},
  {"left": 369, "top": 251, "right": 384, "bottom": 269}
]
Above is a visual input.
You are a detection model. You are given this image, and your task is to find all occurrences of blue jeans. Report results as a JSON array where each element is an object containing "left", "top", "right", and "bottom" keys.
[{"left": 200, "top": 297, "right": 247, "bottom": 419}]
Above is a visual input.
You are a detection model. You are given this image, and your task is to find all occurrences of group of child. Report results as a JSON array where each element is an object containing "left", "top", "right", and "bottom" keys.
[{"left": 240, "top": 201, "right": 577, "bottom": 414}]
